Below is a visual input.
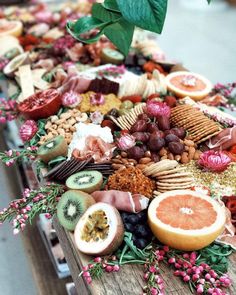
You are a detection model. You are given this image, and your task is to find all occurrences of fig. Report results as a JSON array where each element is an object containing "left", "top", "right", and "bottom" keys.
[
  {"left": 165, "top": 134, "right": 180, "bottom": 144},
  {"left": 157, "top": 115, "right": 170, "bottom": 131},
  {"left": 151, "top": 152, "right": 160, "bottom": 163},
  {"left": 152, "top": 130, "right": 165, "bottom": 138},
  {"left": 130, "top": 119, "right": 148, "bottom": 133},
  {"left": 132, "top": 132, "right": 150, "bottom": 142},
  {"left": 146, "top": 122, "right": 159, "bottom": 133},
  {"left": 147, "top": 136, "right": 165, "bottom": 152},
  {"left": 171, "top": 127, "right": 186, "bottom": 139},
  {"left": 168, "top": 142, "right": 184, "bottom": 155},
  {"left": 126, "top": 146, "right": 145, "bottom": 160},
  {"left": 164, "top": 129, "right": 176, "bottom": 136}
]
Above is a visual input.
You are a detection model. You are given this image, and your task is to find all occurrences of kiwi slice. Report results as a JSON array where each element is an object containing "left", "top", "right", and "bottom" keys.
[
  {"left": 66, "top": 170, "right": 103, "bottom": 193},
  {"left": 57, "top": 190, "right": 95, "bottom": 231},
  {"left": 37, "top": 135, "right": 68, "bottom": 163},
  {"left": 101, "top": 48, "right": 124, "bottom": 65}
]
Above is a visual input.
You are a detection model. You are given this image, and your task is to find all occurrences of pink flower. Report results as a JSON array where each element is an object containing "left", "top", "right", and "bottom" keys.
[
  {"left": 0, "top": 117, "right": 6, "bottom": 124},
  {"left": 61, "top": 91, "right": 81, "bottom": 108},
  {"left": 116, "top": 134, "right": 136, "bottom": 151},
  {"left": 13, "top": 228, "right": 20, "bottom": 235},
  {"left": 198, "top": 151, "right": 231, "bottom": 173},
  {"left": 90, "top": 93, "right": 105, "bottom": 106},
  {"left": 5, "top": 159, "right": 14, "bottom": 167},
  {"left": 113, "top": 265, "right": 120, "bottom": 272},
  {"left": 94, "top": 257, "right": 102, "bottom": 263},
  {"left": 90, "top": 111, "right": 104, "bottom": 124},
  {"left": 6, "top": 150, "right": 13, "bottom": 157},
  {"left": 146, "top": 101, "right": 171, "bottom": 118},
  {"left": 149, "top": 266, "right": 157, "bottom": 273},
  {"left": 19, "top": 120, "right": 38, "bottom": 142}
]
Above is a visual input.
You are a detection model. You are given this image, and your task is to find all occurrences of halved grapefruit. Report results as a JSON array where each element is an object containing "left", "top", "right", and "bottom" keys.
[
  {"left": 0, "top": 20, "right": 23, "bottom": 38},
  {"left": 148, "top": 190, "right": 226, "bottom": 251},
  {"left": 165, "top": 71, "right": 212, "bottom": 101}
]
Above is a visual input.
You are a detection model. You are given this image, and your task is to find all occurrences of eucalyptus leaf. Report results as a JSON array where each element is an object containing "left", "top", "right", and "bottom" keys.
[
  {"left": 92, "top": 3, "right": 121, "bottom": 22},
  {"left": 102, "top": 0, "right": 120, "bottom": 12},
  {"left": 116, "top": 0, "right": 168, "bottom": 34},
  {"left": 104, "top": 18, "right": 134, "bottom": 55}
]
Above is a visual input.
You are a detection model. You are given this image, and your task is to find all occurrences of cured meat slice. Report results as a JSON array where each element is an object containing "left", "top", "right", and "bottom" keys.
[
  {"left": 91, "top": 190, "right": 149, "bottom": 213},
  {"left": 206, "top": 126, "right": 236, "bottom": 151}
]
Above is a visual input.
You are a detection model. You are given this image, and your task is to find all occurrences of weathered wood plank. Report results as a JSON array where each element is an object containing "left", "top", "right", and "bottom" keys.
[{"left": 53, "top": 219, "right": 236, "bottom": 295}]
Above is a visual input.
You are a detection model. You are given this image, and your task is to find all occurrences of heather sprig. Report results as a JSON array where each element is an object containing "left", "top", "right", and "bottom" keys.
[
  {"left": 0, "top": 97, "right": 18, "bottom": 123},
  {"left": 0, "top": 183, "right": 65, "bottom": 234},
  {"left": 0, "top": 146, "right": 38, "bottom": 167}
]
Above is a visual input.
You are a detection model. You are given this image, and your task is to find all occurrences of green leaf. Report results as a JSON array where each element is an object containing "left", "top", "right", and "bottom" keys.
[
  {"left": 102, "top": 0, "right": 120, "bottom": 12},
  {"left": 67, "top": 17, "right": 111, "bottom": 44},
  {"left": 207, "top": 0, "right": 212, "bottom": 3},
  {"left": 92, "top": 3, "right": 121, "bottom": 22},
  {"left": 104, "top": 18, "right": 134, "bottom": 56},
  {"left": 116, "top": 0, "right": 168, "bottom": 34}
]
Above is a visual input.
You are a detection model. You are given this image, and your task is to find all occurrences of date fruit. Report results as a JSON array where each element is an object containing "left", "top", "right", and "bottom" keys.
[
  {"left": 130, "top": 119, "right": 148, "bottom": 133},
  {"left": 126, "top": 146, "right": 145, "bottom": 160}
]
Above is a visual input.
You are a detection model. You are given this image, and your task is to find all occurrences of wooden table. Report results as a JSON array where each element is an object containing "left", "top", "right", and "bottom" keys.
[{"left": 54, "top": 219, "right": 236, "bottom": 295}]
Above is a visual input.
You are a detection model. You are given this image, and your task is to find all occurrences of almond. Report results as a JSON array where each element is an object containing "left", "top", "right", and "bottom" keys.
[{"left": 139, "top": 157, "right": 152, "bottom": 164}]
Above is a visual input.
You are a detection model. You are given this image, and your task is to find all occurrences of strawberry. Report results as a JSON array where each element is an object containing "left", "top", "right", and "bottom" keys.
[
  {"left": 121, "top": 95, "right": 142, "bottom": 103},
  {"left": 164, "top": 95, "right": 177, "bottom": 108}
]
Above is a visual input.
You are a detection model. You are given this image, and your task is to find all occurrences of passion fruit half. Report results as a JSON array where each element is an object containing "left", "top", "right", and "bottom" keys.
[{"left": 74, "top": 203, "right": 124, "bottom": 256}]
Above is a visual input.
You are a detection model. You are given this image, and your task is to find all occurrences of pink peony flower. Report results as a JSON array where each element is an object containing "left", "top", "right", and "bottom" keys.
[
  {"left": 62, "top": 91, "right": 81, "bottom": 108},
  {"left": 116, "top": 134, "right": 136, "bottom": 151},
  {"left": 198, "top": 151, "right": 231, "bottom": 173},
  {"left": 146, "top": 100, "right": 171, "bottom": 118},
  {"left": 19, "top": 120, "right": 38, "bottom": 142},
  {"left": 90, "top": 93, "right": 105, "bottom": 106}
]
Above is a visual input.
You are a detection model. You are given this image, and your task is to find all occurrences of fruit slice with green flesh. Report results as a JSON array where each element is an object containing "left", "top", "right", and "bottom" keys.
[
  {"left": 101, "top": 48, "right": 124, "bottom": 65},
  {"left": 148, "top": 190, "right": 226, "bottom": 251},
  {"left": 57, "top": 190, "right": 95, "bottom": 231},
  {"left": 74, "top": 202, "right": 124, "bottom": 256},
  {"left": 37, "top": 135, "right": 68, "bottom": 163},
  {"left": 66, "top": 170, "right": 103, "bottom": 193}
]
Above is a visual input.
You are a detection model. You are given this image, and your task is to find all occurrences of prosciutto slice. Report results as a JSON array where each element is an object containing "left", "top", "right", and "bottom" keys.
[
  {"left": 72, "top": 136, "right": 114, "bottom": 163},
  {"left": 206, "top": 126, "right": 236, "bottom": 151},
  {"left": 91, "top": 190, "right": 149, "bottom": 213},
  {"left": 58, "top": 73, "right": 92, "bottom": 94}
]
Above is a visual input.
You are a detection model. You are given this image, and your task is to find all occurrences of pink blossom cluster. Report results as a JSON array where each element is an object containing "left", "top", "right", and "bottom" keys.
[
  {"left": 167, "top": 251, "right": 231, "bottom": 294},
  {"left": 213, "top": 82, "right": 236, "bottom": 98},
  {"left": 81, "top": 256, "right": 120, "bottom": 284},
  {"left": 0, "top": 98, "right": 18, "bottom": 123},
  {"left": 97, "top": 65, "right": 126, "bottom": 78},
  {"left": 0, "top": 147, "right": 38, "bottom": 167}
]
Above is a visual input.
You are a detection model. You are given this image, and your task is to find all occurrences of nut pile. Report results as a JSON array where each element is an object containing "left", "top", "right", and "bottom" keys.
[
  {"left": 170, "top": 104, "right": 222, "bottom": 144},
  {"left": 39, "top": 109, "right": 88, "bottom": 145},
  {"left": 111, "top": 151, "right": 155, "bottom": 171},
  {"left": 156, "top": 139, "right": 202, "bottom": 164},
  {"left": 143, "top": 160, "right": 194, "bottom": 194},
  {"left": 107, "top": 166, "right": 155, "bottom": 198}
]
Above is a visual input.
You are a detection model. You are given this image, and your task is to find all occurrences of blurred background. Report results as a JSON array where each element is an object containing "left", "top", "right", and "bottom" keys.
[{"left": 0, "top": 0, "right": 235, "bottom": 295}]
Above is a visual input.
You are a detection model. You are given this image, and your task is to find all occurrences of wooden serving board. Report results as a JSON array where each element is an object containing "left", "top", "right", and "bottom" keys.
[{"left": 53, "top": 218, "right": 236, "bottom": 295}]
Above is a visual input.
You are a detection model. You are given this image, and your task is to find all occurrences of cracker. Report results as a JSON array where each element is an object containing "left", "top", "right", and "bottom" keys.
[
  {"left": 143, "top": 160, "right": 178, "bottom": 176},
  {"left": 153, "top": 167, "right": 185, "bottom": 177}
]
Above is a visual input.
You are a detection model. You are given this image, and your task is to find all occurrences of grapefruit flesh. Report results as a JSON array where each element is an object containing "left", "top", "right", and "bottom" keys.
[
  {"left": 148, "top": 190, "right": 226, "bottom": 251},
  {"left": 165, "top": 71, "right": 212, "bottom": 101}
]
